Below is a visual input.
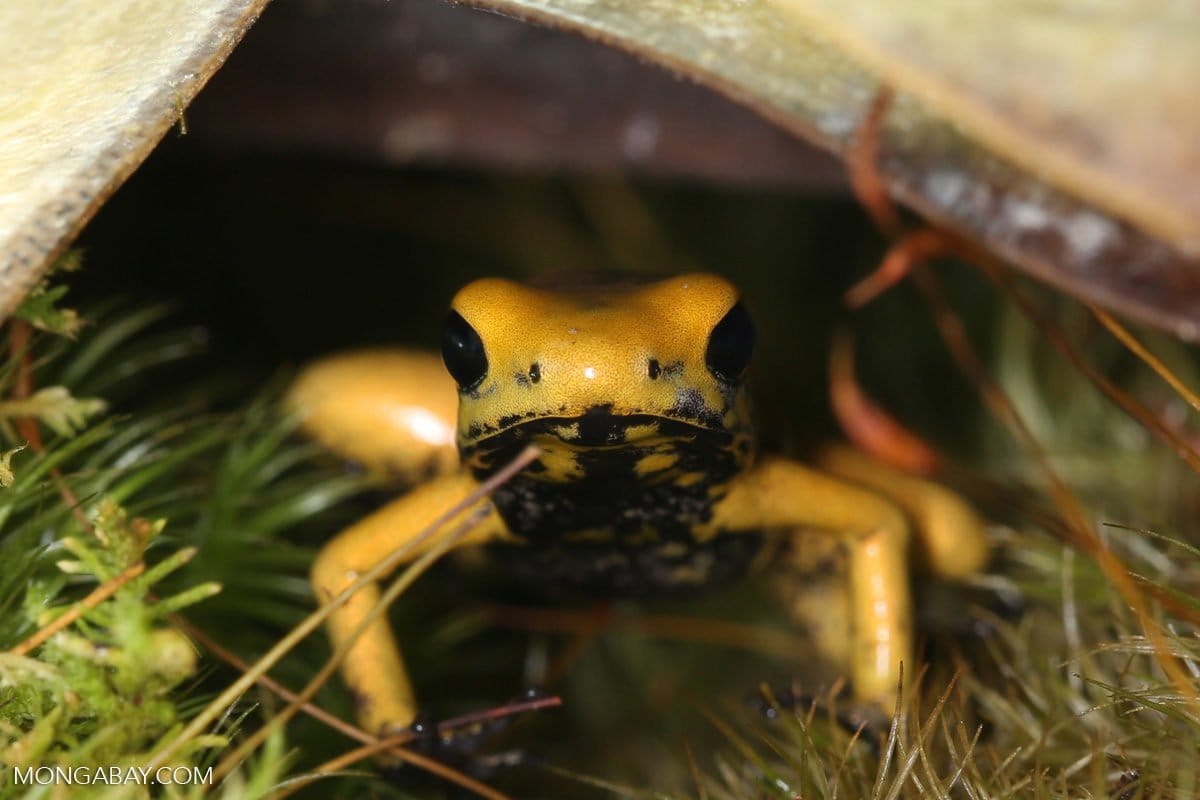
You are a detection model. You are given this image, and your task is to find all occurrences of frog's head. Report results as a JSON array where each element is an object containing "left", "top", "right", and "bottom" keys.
[{"left": 443, "top": 273, "right": 755, "bottom": 481}]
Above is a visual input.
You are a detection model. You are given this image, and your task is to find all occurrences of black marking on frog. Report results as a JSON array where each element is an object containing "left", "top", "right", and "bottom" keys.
[
  {"left": 464, "top": 381, "right": 499, "bottom": 402},
  {"left": 660, "top": 360, "right": 684, "bottom": 379},
  {"left": 465, "top": 421, "right": 498, "bottom": 439},
  {"left": 667, "top": 388, "right": 724, "bottom": 429},
  {"left": 515, "top": 372, "right": 530, "bottom": 388},
  {"left": 489, "top": 409, "right": 546, "bottom": 436},
  {"left": 463, "top": 408, "right": 756, "bottom": 594},
  {"left": 486, "top": 531, "right": 763, "bottom": 597},
  {"left": 496, "top": 413, "right": 524, "bottom": 429},
  {"left": 576, "top": 404, "right": 625, "bottom": 445},
  {"left": 646, "top": 360, "right": 685, "bottom": 381}
]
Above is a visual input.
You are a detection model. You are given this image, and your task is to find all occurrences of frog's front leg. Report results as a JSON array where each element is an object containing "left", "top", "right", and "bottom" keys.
[
  {"left": 813, "top": 444, "right": 989, "bottom": 579},
  {"left": 310, "top": 474, "right": 507, "bottom": 734},
  {"left": 290, "top": 348, "right": 508, "bottom": 734},
  {"left": 289, "top": 349, "right": 459, "bottom": 483},
  {"left": 711, "top": 456, "right": 914, "bottom": 709}
]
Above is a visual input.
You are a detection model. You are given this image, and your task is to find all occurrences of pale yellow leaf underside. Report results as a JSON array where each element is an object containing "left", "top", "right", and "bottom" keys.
[
  {"left": 0, "top": 0, "right": 268, "bottom": 316},
  {"left": 2, "top": 0, "right": 1197, "bottom": 334}
]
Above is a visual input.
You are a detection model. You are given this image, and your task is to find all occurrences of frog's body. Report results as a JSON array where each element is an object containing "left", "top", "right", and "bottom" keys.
[
  {"left": 479, "top": 409, "right": 762, "bottom": 596},
  {"left": 291, "top": 273, "right": 989, "bottom": 736}
]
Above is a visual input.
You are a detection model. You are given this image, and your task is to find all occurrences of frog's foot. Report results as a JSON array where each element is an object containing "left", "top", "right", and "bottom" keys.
[
  {"left": 379, "top": 720, "right": 522, "bottom": 790},
  {"left": 915, "top": 576, "right": 1024, "bottom": 641},
  {"left": 747, "top": 683, "right": 890, "bottom": 743},
  {"left": 382, "top": 689, "right": 552, "bottom": 783}
]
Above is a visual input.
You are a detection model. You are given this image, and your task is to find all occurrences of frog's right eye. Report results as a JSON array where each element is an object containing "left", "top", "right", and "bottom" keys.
[{"left": 442, "top": 310, "right": 488, "bottom": 391}]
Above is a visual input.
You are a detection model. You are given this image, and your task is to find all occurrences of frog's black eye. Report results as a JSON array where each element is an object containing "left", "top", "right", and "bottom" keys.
[
  {"left": 704, "top": 301, "right": 755, "bottom": 384},
  {"left": 442, "top": 310, "right": 488, "bottom": 391}
]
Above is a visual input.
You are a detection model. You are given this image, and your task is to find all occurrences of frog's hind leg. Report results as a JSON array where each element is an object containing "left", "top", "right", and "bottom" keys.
[
  {"left": 813, "top": 444, "right": 989, "bottom": 579},
  {"left": 287, "top": 348, "right": 459, "bottom": 484}
]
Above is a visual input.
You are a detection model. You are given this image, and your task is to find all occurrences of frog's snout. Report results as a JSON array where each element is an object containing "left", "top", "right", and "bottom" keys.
[
  {"left": 573, "top": 404, "right": 627, "bottom": 446},
  {"left": 516, "top": 405, "right": 665, "bottom": 448}
]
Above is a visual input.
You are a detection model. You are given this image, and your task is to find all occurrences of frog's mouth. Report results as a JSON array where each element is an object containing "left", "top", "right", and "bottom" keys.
[
  {"left": 473, "top": 404, "right": 730, "bottom": 449},
  {"left": 461, "top": 405, "right": 747, "bottom": 485}
]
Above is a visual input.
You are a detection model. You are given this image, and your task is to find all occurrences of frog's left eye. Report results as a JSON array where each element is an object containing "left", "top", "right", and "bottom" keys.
[
  {"left": 704, "top": 301, "right": 755, "bottom": 384},
  {"left": 442, "top": 310, "right": 488, "bottom": 391}
]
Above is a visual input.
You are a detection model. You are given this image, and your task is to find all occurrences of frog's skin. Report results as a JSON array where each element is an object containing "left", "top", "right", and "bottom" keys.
[{"left": 290, "top": 273, "right": 989, "bottom": 736}]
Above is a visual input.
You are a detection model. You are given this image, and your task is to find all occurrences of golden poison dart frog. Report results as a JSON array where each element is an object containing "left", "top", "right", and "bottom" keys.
[{"left": 289, "top": 273, "right": 989, "bottom": 737}]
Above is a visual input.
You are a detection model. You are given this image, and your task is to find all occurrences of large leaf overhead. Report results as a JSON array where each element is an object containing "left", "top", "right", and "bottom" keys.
[
  {"left": 2, "top": 0, "right": 1198, "bottom": 338},
  {"left": 466, "top": 0, "right": 1200, "bottom": 339},
  {"left": 774, "top": 0, "right": 1200, "bottom": 255},
  {"left": 0, "top": 0, "right": 268, "bottom": 316}
]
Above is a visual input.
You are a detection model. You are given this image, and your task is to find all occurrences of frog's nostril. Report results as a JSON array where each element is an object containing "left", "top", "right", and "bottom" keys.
[
  {"left": 648, "top": 359, "right": 662, "bottom": 380},
  {"left": 529, "top": 363, "right": 541, "bottom": 384}
]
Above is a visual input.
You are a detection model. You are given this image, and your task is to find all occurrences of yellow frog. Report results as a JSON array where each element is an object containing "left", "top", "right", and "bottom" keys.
[{"left": 288, "top": 272, "right": 988, "bottom": 737}]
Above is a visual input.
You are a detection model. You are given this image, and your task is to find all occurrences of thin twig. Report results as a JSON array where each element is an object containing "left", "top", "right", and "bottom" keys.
[
  {"left": 830, "top": 328, "right": 940, "bottom": 473},
  {"left": 881, "top": 671, "right": 959, "bottom": 800},
  {"left": 210, "top": 503, "right": 496, "bottom": 783},
  {"left": 6, "top": 319, "right": 93, "bottom": 532},
  {"left": 271, "top": 732, "right": 412, "bottom": 798},
  {"left": 9, "top": 561, "right": 145, "bottom": 656},
  {"left": 913, "top": 265, "right": 1200, "bottom": 714},
  {"left": 977, "top": 259, "right": 1200, "bottom": 474},
  {"left": 845, "top": 228, "right": 953, "bottom": 309},
  {"left": 183, "top": 614, "right": 559, "bottom": 747},
  {"left": 171, "top": 615, "right": 376, "bottom": 746},
  {"left": 210, "top": 447, "right": 540, "bottom": 797},
  {"left": 847, "top": 86, "right": 901, "bottom": 236},
  {"left": 144, "top": 445, "right": 539, "bottom": 772},
  {"left": 436, "top": 694, "right": 562, "bottom": 734},
  {"left": 684, "top": 740, "right": 708, "bottom": 800},
  {"left": 1089, "top": 303, "right": 1200, "bottom": 414},
  {"left": 7, "top": 320, "right": 41, "bottom": 450},
  {"left": 270, "top": 734, "right": 514, "bottom": 800}
]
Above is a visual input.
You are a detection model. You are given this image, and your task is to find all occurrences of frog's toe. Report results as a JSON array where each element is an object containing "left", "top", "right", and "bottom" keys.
[
  {"left": 833, "top": 699, "right": 891, "bottom": 737},
  {"left": 379, "top": 716, "right": 508, "bottom": 790},
  {"left": 916, "top": 579, "right": 1023, "bottom": 639},
  {"left": 748, "top": 682, "right": 891, "bottom": 742},
  {"left": 746, "top": 684, "right": 810, "bottom": 721},
  {"left": 381, "top": 692, "right": 551, "bottom": 784}
]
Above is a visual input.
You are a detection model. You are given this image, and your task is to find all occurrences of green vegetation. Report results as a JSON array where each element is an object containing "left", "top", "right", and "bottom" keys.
[{"left": 1, "top": 217, "right": 1198, "bottom": 799}]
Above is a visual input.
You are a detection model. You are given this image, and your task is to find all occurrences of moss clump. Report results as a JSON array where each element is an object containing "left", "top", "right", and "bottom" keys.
[{"left": 1, "top": 500, "right": 217, "bottom": 773}]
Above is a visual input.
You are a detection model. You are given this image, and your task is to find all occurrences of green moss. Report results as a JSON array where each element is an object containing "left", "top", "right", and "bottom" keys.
[{"left": 0, "top": 297, "right": 358, "bottom": 798}]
